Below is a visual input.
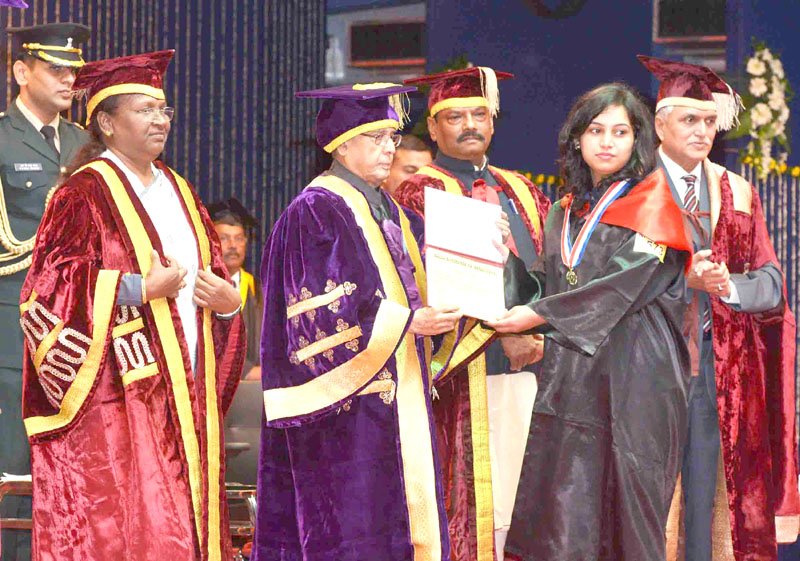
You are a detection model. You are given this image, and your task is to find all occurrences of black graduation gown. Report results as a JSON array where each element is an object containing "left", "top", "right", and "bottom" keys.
[{"left": 505, "top": 201, "right": 691, "bottom": 561}]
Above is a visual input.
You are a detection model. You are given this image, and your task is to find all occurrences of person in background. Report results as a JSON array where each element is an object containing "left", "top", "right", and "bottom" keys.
[
  {"left": 209, "top": 197, "right": 263, "bottom": 380},
  {"left": 19, "top": 50, "right": 245, "bottom": 561},
  {"left": 382, "top": 133, "right": 432, "bottom": 196},
  {"left": 0, "top": 22, "right": 90, "bottom": 561},
  {"left": 639, "top": 55, "right": 800, "bottom": 560}
]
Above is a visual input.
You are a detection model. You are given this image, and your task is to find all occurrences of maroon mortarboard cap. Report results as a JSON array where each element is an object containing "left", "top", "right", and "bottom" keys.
[
  {"left": 73, "top": 49, "right": 174, "bottom": 123},
  {"left": 404, "top": 66, "right": 513, "bottom": 118},
  {"left": 1, "top": 1, "right": 29, "bottom": 8},
  {"left": 6, "top": 22, "right": 90, "bottom": 66},
  {"left": 637, "top": 54, "right": 743, "bottom": 131},
  {"left": 208, "top": 197, "right": 258, "bottom": 230},
  {"left": 296, "top": 83, "right": 416, "bottom": 153}
]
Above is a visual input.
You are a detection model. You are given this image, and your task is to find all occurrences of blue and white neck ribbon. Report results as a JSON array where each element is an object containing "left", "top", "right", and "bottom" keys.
[{"left": 560, "top": 179, "right": 633, "bottom": 283}]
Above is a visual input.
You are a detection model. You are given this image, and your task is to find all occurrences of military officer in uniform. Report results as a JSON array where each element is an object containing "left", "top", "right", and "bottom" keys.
[{"left": 0, "top": 22, "right": 90, "bottom": 561}]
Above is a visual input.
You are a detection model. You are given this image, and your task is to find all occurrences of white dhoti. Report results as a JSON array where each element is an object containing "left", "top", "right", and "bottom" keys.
[{"left": 486, "top": 371, "right": 538, "bottom": 561}]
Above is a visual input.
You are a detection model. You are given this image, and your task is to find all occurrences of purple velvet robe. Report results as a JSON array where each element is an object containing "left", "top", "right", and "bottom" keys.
[{"left": 253, "top": 173, "right": 449, "bottom": 561}]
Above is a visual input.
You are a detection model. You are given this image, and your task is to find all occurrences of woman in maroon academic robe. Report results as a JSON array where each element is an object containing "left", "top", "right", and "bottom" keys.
[
  {"left": 490, "top": 83, "right": 693, "bottom": 561},
  {"left": 19, "top": 51, "right": 245, "bottom": 561}
]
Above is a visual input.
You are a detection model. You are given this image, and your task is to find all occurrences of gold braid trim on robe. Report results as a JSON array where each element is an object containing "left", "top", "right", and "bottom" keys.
[
  {"left": 170, "top": 167, "right": 225, "bottom": 561},
  {"left": 489, "top": 166, "right": 542, "bottom": 238}
]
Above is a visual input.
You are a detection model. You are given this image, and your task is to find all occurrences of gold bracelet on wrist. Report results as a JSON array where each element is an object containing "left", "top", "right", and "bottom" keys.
[{"left": 141, "top": 277, "right": 148, "bottom": 304}]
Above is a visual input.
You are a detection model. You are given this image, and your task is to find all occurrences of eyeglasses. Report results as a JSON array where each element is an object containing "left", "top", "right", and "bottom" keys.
[
  {"left": 361, "top": 131, "right": 402, "bottom": 148},
  {"left": 218, "top": 234, "right": 247, "bottom": 244},
  {"left": 131, "top": 107, "right": 175, "bottom": 122}
]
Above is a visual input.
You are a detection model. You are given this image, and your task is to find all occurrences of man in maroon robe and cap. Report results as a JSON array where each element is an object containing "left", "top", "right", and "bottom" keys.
[
  {"left": 638, "top": 55, "right": 800, "bottom": 561},
  {"left": 394, "top": 66, "right": 551, "bottom": 561}
]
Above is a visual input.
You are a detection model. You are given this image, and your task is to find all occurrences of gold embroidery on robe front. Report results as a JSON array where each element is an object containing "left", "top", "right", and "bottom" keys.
[
  {"left": 294, "top": 325, "right": 363, "bottom": 365},
  {"left": 20, "top": 299, "right": 94, "bottom": 409},
  {"left": 111, "top": 305, "right": 158, "bottom": 386}
]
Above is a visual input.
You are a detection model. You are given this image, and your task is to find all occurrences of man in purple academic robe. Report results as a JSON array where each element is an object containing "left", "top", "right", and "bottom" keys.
[{"left": 253, "top": 84, "right": 465, "bottom": 561}]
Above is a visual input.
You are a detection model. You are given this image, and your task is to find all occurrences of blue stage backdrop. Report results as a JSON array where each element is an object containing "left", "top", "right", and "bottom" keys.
[
  {"left": 1, "top": 0, "right": 325, "bottom": 274},
  {"left": 425, "top": 0, "right": 652, "bottom": 175}
]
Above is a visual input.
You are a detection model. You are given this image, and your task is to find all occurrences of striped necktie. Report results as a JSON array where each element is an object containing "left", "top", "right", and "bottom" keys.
[
  {"left": 682, "top": 174, "right": 712, "bottom": 334},
  {"left": 682, "top": 174, "right": 698, "bottom": 212}
]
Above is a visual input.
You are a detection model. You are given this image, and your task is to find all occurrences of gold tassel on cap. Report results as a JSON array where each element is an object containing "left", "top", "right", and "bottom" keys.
[
  {"left": 352, "top": 82, "right": 410, "bottom": 125},
  {"left": 478, "top": 66, "right": 500, "bottom": 117},
  {"left": 388, "top": 93, "right": 410, "bottom": 126},
  {"left": 712, "top": 83, "right": 744, "bottom": 131}
]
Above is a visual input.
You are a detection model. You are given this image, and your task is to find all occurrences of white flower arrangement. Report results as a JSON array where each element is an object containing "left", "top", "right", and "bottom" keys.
[{"left": 731, "top": 41, "right": 793, "bottom": 178}]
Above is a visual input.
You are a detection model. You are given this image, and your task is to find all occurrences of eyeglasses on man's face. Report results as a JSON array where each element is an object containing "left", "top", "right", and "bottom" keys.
[{"left": 360, "top": 130, "right": 402, "bottom": 148}]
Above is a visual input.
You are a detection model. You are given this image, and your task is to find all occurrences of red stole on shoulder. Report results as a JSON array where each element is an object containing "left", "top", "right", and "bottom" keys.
[{"left": 599, "top": 168, "right": 693, "bottom": 269}]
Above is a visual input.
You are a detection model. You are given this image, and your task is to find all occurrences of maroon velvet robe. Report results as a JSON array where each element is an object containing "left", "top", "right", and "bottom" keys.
[
  {"left": 667, "top": 162, "right": 800, "bottom": 561},
  {"left": 19, "top": 158, "right": 245, "bottom": 561},
  {"left": 395, "top": 163, "right": 551, "bottom": 561}
]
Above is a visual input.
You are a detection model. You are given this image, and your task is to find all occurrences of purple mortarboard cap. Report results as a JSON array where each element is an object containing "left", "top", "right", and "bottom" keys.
[
  {"left": 296, "top": 83, "right": 416, "bottom": 153},
  {"left": 0, "top": 1, "right": 29, "bottom": 8}
]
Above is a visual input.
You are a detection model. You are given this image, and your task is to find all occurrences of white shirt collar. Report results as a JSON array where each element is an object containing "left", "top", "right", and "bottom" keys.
[
  {"left": 231, "top": 270, "right": 241, "bottom": 287},
  {"left": 16, "top": 97, "right": 60, "bottom": 137},
  {"left": 473, "top": 155, "right": 488, "bottom": 172},
  {"left": 659, "top": 146, "right": 702, "bottom": 197},
  {"left": 101, "top": 149, "right": 162, "bottom": 196}
]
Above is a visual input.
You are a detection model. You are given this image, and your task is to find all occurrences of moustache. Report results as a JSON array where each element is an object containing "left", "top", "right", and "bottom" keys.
[
  {"left": 457, "top": 131, "right": 485, "bottom": 143},
  {"left": 223, "top": 251, "right": 240, "bottom": 259}
]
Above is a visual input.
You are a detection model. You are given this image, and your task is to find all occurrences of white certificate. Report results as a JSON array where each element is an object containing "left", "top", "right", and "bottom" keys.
[{"left": 424, "top": 187, "right": 505, "bottom": 321}]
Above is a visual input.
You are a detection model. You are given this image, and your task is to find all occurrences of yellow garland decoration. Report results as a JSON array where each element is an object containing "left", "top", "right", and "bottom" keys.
[{"left": 742, "top": 155, "right": 800, "bottom": 176}]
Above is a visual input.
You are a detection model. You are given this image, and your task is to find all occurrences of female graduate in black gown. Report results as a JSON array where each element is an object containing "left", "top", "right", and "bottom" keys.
[{"left": 488, "top": 83, "right": 693, "bottom": 561}]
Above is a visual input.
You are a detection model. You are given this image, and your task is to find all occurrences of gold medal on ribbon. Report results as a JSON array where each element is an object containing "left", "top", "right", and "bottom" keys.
[
  {"left": 565, "top": 268, "right": 578, "bottom": 285},
  {"left": 560, "top": 179, "right": 633, "bottom": 291}
]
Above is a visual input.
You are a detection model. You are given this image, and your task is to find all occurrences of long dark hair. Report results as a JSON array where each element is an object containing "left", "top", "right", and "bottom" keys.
[
  {"left": 557, "top": 82, "right": 655, "bottom": 202},
  {"left": 62, "top": 95, "right": 123, "bottom": 180}
]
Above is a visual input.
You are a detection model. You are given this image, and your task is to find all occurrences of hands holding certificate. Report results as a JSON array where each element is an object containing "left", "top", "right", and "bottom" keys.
[
  {"left": 487, "top": 306, "right": 546, "bottom": 333},
  {"left": 409, "top": 306, "right": 464, "bottom": 335},
  {"left": 425, "top": 188, "right": 510, "bottom": 321},
  {"left": 494, "top": 213, "right": 511, "bottom": 263},
  {"left": 410, "top": 206, "right": 505, "bottom": 336}
]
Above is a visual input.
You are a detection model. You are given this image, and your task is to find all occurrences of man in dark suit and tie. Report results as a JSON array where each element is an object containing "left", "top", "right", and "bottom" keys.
[
  {"left": 640, "top": 55, "right": 799, "bottom": 561},
  {"left": 0, "top": 22, "right": 90, "bottom": 561}
]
